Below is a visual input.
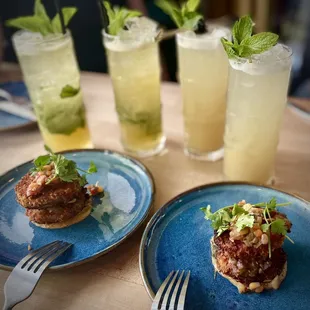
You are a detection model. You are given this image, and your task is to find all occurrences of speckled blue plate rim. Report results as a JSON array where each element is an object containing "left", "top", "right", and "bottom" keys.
[
  {"left": 139, "top": 181, "right": 310, "bottom": 299},
  {"left": 0, "top": 148, "right": 155, "bottom": 271},
  {"left": 0, "top": 81, "right": 36, "bottom": 132}
]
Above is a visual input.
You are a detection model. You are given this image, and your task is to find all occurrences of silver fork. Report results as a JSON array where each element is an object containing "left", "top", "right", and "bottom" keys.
[
  {"left": 152, "top": 270, "right": 190, "bottom": 310},
  {"left": 3, "top": 240, "right": 72, "bottom": 310}
]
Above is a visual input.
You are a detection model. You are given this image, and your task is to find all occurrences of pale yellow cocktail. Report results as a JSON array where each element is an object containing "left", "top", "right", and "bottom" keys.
[
  {"left": 224, "top": 44, "right": 292, "bottom": 183},
  {"left": 177, "top": 25, "right": 230, "bottom": 161},
  {"left": 13, "top": 31, "right": 92, "bottom": 152},
  {"left": 103, "top": 18, "right": 165, "bottom": 157}
]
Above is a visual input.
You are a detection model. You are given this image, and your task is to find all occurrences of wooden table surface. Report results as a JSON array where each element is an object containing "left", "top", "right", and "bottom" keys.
[{"left": 0, "top": 70, "right": 310, "bottom": 310}]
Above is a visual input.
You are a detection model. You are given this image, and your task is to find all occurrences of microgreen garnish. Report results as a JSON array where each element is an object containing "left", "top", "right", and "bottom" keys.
[
  {"left": 103, "top": 1, "right": 142, "bottom": 35},
  {"left": 201, "top": 205, "right": 231, "bottom": 236},
  {"left": 235, "top": 213, "right": 255, "bottom": 231},
  {"left": 60, "top": 85, "right": 80, "bottom": 98},
  {"left": 221, "top": 15, "right": 279, "bottom": 59},
  {"left": 155, "top": 0, "right": 203, "bottom": 31},
  {"left": 30, "top": 145, "right": 97, "bottom": 186},
  {"left": 201, "top": 198, "right": 293, "bottom": 258},
  {"left": 6, "top": 0, "right": 77, "bottom": 36}
]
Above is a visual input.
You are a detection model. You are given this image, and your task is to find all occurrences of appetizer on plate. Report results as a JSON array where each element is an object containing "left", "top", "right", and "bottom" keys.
[
  {"left": 15, "top": 146, "right": 100, "bottom": 229},
  {"left": 201, "top": 199, "right": 293, "bottom": 293}
]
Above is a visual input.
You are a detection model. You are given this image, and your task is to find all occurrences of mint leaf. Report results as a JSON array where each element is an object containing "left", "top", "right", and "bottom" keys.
[
  {"left": 34, "top": 0, "right": 50, "bottom": 23},
  {"left": 6, "top": 1, "right": 77, "bottom": 35},
  {"left": 34, "top": 0, "right": 53, "bottom": 34},
  {"left": 222, "top": 16, "right": 279, "bottom": 59},
  {"left": 155, "top": 0, "right": 179, "bottom": 16},
  {"left": 170, "top": 9, "right": 183, "bottom": 28},
  {"left": 155, "top": 0, "right": 182, "bottom": 28},
  {"left": 240, "top": 32, "right": 279, "bottom": 56},
  {"left": 103, "top": 1, "right": 115, "bottom": 24},
  {"left": 126, "top": 10, "right": 142, "bottom": 19},
  {"left": 156, "top": 0, "right": 201, "bottom": 29},
  {"left": 232, "top": 15, "right": 252, "bottom": 44},
  {"left": 186, "top": 0, "right": 201, "bottom": 12},
  {"left": 235, "top": 214, "right": 254, "bottom": 231},
  {"left": 221, "top": 37, "right": 236, "bottom": 58},
  {"left": 52, "top": 7, "right": 78, "bottom": 33},
  {"left": 6, "top": 16, "right": 50, "bottom": 35},
  {"left": 60, "top": 85, "right": 80, "bottom": 98},
  {"left": 270, "top": 219, "right": 287, "bottom": 235},
  {"left": 183, "top": 15, "right": 203, "bottom": 30},
  {"left": 103, "top": 2, "right": 142, "bottom": 35}
]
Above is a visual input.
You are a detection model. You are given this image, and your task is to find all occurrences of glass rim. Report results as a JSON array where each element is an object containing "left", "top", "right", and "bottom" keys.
[
  {"left": 102, "top": 29, "right": 158, "bottom": 41},
  {"left": 176, "top": 24, "right": 231, "bottom": 42},
  {"left": 229, "top": 44, "right": 293, "bottom": 64},
  {"left": 12, "top": 29, "right": 71, "bottom": 45}
]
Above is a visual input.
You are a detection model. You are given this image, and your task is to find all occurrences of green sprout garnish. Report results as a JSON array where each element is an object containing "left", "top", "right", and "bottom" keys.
[
  {"left": 6, "top": 0, "right": 77, "bottom": 36},
  {"left": 155, "top": 0, "right": 203, "bottom": 31},
  {"left": 30, "top": 145, "right": 97, "bottom": 186},
  {"left": 103, "top": 1, "right": 142, "bottom": 35},
  {"left": 221, "top": 15, "right": 279, "bottom": 59},
  {"left": 201, "top": 198, "right": 293, "bottom": 258}
]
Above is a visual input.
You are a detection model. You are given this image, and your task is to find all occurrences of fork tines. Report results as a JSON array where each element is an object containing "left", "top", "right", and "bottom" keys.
[
  {"left": 18, "top": 241, "right": 72, "bottom": 273},
  {"left": 152, "top": 270, "right": 190, "bottom": 310}
]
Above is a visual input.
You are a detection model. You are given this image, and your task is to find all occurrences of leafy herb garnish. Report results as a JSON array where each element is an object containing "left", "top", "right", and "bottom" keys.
[
  {"left": 6, "top": 0, "right": 77, "bottom": 36},
  {"left": 221, "top": 15, "right": 279, "bottom": 59},
  {"left": 201, "top": 205, "right": 232, "bottom": 236},
  {"left": 155, "top": 0, "right": 203, "bottom": 31},
  {"left": 201, "top": 198, "right": 293, "bottom": 257},
  {"left": 103, "top": 1, "right": 142, "bottom": 35},
  {"left": 235, "top": 213, "right": 255, "bottom": 231},
  {"left": 30, "top": 145, "right": 97, "bottom": 186},
  {"left": 60, "top": 85, "right": 80, "bottom": 98}
]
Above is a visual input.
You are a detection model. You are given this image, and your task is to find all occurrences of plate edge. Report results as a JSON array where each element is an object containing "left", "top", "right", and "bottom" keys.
[
  {"left": 138, "top": 181, "right": 310, "bottom": 299},
  {"left": 0, "top": 148, "right": 156, "bottom": 271}
]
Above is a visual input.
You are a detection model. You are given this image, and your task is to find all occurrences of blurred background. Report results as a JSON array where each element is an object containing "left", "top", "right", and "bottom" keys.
[{"left": 0, "top": 0, "right": 310, "bottom": 98}]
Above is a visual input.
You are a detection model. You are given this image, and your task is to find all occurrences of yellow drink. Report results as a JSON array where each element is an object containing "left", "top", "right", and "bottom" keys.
[
  {"left": 224, "top": 45, "right": 292, "bottom": 183},
  {"left": 103, "top": 18, "right": 165, "bottom": 157},
  {"left": 12, "top": 31, "right": 92, "bottom": 152},
  {"left": 177, "top": 26, "right": 230, "bottom": 161}
]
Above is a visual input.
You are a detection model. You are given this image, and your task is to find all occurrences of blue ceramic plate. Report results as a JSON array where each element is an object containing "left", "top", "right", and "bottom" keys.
[
  {"left": 0, "top": 149, "right": 154, "bottom": 270},
  {"left": 0, "top": 81, "right": 35, "bottom": 131},
  {"left": 140, "top": 183, "right": 310, "bottom": 310}
]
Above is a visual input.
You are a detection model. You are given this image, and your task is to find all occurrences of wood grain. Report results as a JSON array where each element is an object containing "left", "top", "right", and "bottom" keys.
[{"left": 0, "top": 70, "right": 309, "bottom": 309}]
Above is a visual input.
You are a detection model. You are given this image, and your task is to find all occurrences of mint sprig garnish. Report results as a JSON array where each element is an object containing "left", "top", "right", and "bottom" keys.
[
  {"left": 103, "top": 1, "right": 142, "bottom": 35},
  {"left": 60, "top": 85, "right": 80, "bottom": 98},
  {"left": 6, "top": 0, "right": 77, "bottom": 36},
  {"left": 221, "top": 15, "right": 279, "bottom": 59},
  {"left": 30, "top": 145, "right": 97, "bottom": 186},
  {"left": 51, "top": 8, "right": 77, "bottom": 34},
  {"left": 155, "top": 0, "right": 203, "bottom": 31}
]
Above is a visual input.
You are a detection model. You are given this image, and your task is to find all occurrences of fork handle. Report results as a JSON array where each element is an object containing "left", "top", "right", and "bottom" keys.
[{"left": 3, "top": 301, "right": 14, "bottom": 310}]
